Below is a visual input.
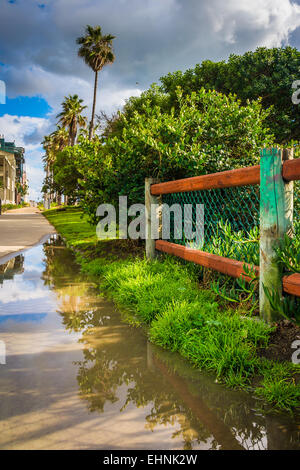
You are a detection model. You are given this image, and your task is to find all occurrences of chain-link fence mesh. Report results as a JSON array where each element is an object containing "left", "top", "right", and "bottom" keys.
[
  {"left": 162, "top": 184, "right": 260, "bottom": 244},
  {"left": 160, "top": 170, "right": 299, "bottom": 267}
]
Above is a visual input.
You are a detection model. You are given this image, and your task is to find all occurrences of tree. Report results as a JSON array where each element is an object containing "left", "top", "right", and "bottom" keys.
[
  {"left": 70, "top": 88, "right": 274, "bottom": 221},
  {"left": 42, "top": 126, "right": 70, "bottom": 205},
  {"left": 42, "top": 134, "right": 55, "bottom": 167},
  {"left": 159, "top": 46, "right": 300, "bottom": 143},
  {"left": 57, "top": 95, "right": 87, "bottom": 146},
  {"left": 42, "top": 134, "right": 55, "bottom": 205},
  {"left": 16, "top": 181, "right": 28, "bottom": 199},
  {"left": 77, "top": 25, "right": 115, "bottom": 139},
  {"left": 52, "top": 145, "right": 83, "bottom": 202},
  {"left": 106, "top": 88, "right": 273, "bottom": 205},
  {"left": 49, "top": 126, "right": 69, "bottom": 204},
  {"left": 51, "top": 125, "right": 69, "bottom": 152},
  {"left": 96, "top": 110, "right": 121, "bottom": 138}
]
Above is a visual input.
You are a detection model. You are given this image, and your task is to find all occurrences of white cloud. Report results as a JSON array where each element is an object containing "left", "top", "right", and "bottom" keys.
[
  {"left": 207, "top": 0, "right": 300, "bottom": 47},
  {"left": 0, "top": 114, "right": 50, "bottom": 147},
  {"left": 98, "top": 86, "right": 143, "bottom": 112},
  {"left": 2, "top": 0, "right": 300, "bottom": 108},
  {"left": 0, "top": 284, "right": 49, "bottom": 304},
  {"left": 0, "top": 0, "right": 300, "bottom": 200}
]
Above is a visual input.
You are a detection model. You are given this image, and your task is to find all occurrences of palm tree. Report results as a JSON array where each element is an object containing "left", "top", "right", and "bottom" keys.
[
  {"left": 77, "top": 25, "right": 115, "bottom": 139},
  {"left": 51, "top": 125, "right": 69, "bottom": 152},
  {"left": 50, "top": 126, "right": 69, "bottom": 205},
  {"left": 42, "top": 134, "right": 55, "bottom": 206},
  {"left": 42, "top": 134, "right": 55, "bottom": 165},
  {"left": 42, "top": 127, "right": 69, "bottom": 206},
  {"left": 57, "top": 95, "right": 87, "bottom": 146}
]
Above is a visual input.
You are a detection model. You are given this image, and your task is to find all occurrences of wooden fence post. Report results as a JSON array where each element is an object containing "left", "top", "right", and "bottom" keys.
[
  {"left": 145, "top": 178, "right": 160, "bottom": 259},
  {"left": 282, "top": 148, "right": 294, "bottom": 236},
  {"left": 259, "top": 148, "right": 294, "bottom": 322}
]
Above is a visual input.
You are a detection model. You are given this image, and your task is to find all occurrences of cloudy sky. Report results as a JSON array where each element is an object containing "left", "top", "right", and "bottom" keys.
[{"left": 0, "top": 0, "right": 300, "bottom": 200}]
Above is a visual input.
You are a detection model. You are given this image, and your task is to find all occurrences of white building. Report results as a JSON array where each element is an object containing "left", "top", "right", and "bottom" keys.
[{"left": 0, "top": 148, "right": 16, "bottom": 204}]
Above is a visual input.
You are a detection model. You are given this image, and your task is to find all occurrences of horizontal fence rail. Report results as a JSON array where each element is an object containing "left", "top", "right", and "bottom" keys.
[
  {"left": 151, "top": 157, "right": 300, "bottom": 196},
  {"left": 282, "top": 157, "right": 300, "bottom": 182},
  {"left": 156, "top": 240, "right": 259, "bottom": 282},
  {"left": 151, "top": 165, "right": 260, "bottom": 195},
  {"left": 156, "top": 240, "right": 300, "bottom": 297},
  {"left": 282, "top": 274, "right": 300, "bottom": 296}
]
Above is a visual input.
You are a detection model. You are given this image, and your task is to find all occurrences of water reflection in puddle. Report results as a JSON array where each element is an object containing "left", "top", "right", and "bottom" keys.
[{"left": 0, "top": 235, "right": 299, "bottom": 450}]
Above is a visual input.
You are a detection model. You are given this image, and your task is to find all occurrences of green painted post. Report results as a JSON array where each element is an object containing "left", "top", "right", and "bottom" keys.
[{"left": 259, "top": 148, "right": 294, "bottom": 322}]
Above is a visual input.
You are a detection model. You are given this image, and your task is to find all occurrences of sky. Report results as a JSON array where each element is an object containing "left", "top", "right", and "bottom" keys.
[{"left": 0, "top": 0, "right": 300, "bottom": 201}]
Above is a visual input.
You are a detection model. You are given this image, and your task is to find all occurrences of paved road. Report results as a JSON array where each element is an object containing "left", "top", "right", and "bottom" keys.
[{"left": 0, "top": 207, "right": 56, "bottom": 262}]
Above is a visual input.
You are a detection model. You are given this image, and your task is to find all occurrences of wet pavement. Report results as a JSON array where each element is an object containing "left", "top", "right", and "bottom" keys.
[
  {"left": 0, "top": 206, "right": 55, "bottom": 261},
  {"left": 0, "top": 236, "right": 299, "bottom": 450}
]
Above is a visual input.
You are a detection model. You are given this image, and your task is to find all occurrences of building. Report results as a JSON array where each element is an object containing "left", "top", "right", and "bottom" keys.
[
  {"left": 0, "top": 136, "right": 26, "bottom": 205},
  {"left": 0, "top": 139, "right": 16, "bottom": 204}
]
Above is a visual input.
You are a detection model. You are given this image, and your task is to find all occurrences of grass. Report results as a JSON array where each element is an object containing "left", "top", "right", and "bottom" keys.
[
  {"left": 44, "top": 206, "right": 97, "bottom": 246},
  {"left": 43, "top": 206, "right": 300, "bottom": 412}
]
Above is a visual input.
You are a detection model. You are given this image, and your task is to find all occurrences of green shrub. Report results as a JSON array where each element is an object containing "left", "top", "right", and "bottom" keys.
[
  {"left": 54, "top": 87, "right": 273, "bottom": 221},
  {"left": 1, "top": 202, "right": 29, "bottom": 213}
]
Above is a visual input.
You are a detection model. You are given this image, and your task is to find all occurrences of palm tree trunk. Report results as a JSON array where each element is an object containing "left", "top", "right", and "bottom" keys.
[
  {"left": 46, "top": 163, "right": 51, "bottom": 209},
  {"left": 89, "top": 70, "right": 98, "bottom": 140},
  {"left": 50, "top": 168, "right": 54, "bottom": 204},
  {"left": 71, "top": 120, "right": 77, "bottom": 146}
]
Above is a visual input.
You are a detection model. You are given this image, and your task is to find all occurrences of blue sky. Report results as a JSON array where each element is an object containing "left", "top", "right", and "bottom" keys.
[
  {"left": 0, "top": 96, "right": 51, "bottom": 118},
  {"left": 0, "top": 0, "right": 300, "bottom": 201}
]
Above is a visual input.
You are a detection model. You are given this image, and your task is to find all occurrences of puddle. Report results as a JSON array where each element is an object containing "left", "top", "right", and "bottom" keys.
[{"left": 0, "top": 235, "right": 299, "bottom": 450}]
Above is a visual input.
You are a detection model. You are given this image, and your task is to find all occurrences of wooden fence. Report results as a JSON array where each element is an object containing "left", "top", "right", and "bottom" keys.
[{"left": 145, "top": 148, "right": 300, "bottom": 322}]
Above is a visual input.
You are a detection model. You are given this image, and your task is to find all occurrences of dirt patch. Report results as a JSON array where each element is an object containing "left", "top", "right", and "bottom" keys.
[
  {"left": 258, "top": 320, "right": 300, "bottom": 362},
  {"left": 83, "top": 238, "right": 145, "bottom": 260}
]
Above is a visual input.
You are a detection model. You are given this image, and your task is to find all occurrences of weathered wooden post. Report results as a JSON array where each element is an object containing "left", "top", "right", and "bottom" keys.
[
  {"left": 282, "top": 148, "right": 294, "bottom": 236},
  {"left": 259, "top": 148, "right": 294, "bottom": 322},
  {"left": 145, "top": 178, "right": 160, "bottom": 259}
]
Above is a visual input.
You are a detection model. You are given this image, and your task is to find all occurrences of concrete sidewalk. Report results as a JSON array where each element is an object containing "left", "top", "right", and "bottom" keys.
[{"left": 0, "top": 207, "right": 56, "bottom": 262}]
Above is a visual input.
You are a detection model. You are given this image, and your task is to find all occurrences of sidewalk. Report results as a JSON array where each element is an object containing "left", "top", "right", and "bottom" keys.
[{"left": 0, "top": 207, "right": 56, "bottom": 262}]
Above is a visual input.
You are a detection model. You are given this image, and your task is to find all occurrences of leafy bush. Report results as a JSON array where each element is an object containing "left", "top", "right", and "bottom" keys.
[
  {"left": 59, "top": 87, "right": 273, "bottom": 221},
  {"left": 160, "top": 46, "right": 300, "bottom": 143},
  {"left": 107, "top": 88, "right": 272, "bottom": 203},
  {"left": 1, "top": 202, "right": 29, "bottom": 213}
]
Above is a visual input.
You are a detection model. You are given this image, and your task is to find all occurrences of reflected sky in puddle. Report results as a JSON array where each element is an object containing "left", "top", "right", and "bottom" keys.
[
  {"left": 0, "top": 236, "right": 299, "bottom": 450},
  {"left": 0, "top": 247, "right": 55, "bottom": 322},
  {"left": 0, "top": 314, "right": 47, "bottom": 324}
]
